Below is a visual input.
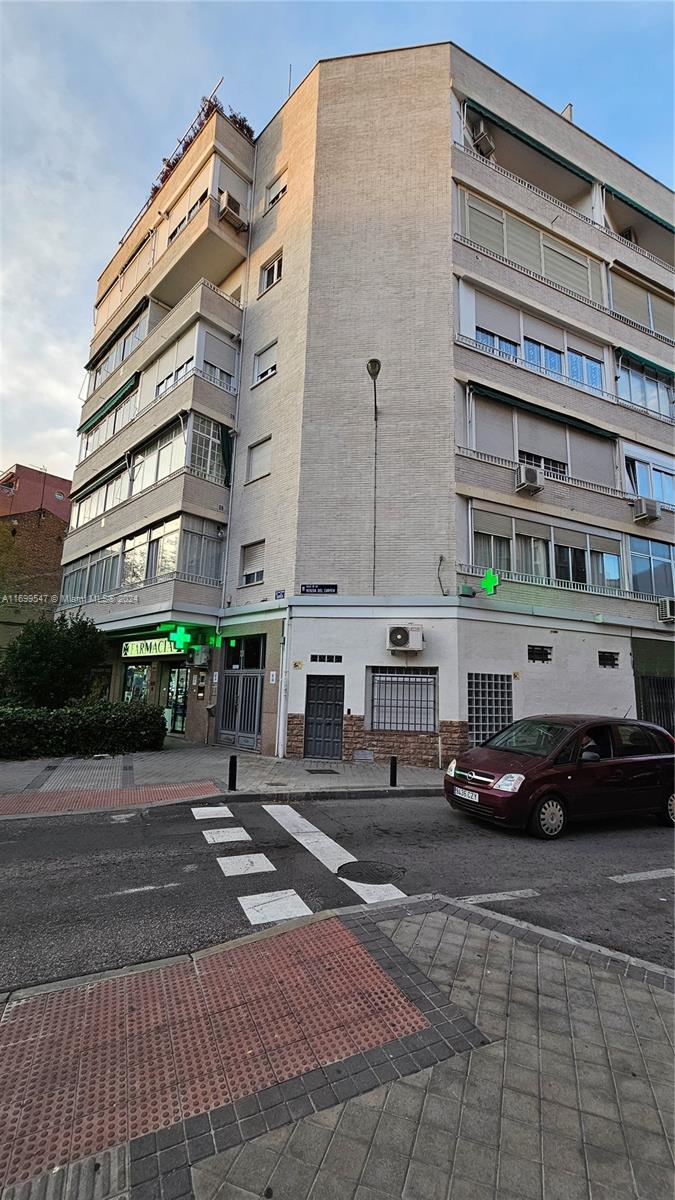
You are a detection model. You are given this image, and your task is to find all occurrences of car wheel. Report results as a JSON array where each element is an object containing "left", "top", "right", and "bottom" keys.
[
  {"left": 657, "top": 793, "right": 675, "bottom": 827},
  {"left": 529, "top": 794, "right": 567, "bottom": 839}
]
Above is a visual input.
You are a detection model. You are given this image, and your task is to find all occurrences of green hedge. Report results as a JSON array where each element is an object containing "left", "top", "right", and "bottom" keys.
[{"left": 0, "top": 702, "right": 166, "bottom": 759}]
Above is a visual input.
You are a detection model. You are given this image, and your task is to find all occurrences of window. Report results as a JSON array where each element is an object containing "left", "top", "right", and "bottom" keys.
[
  {"left": 204, "top": 362, "right": 234, "bottom": 390},
  {"left": 528, "top": 646, "right": 552, "bottom": 663},
  {"left": 190, "top": 415, "right": 227, "bottom": 484},
  {"left": 567, "top": 349, "right": 603, "bottom": 391},
  {"left": 617, "top": 359, "right": 673, "bottom": 418},
  {"left": 630, "top": 537, "right": 675, "bottom": 597},
  {"left": 247, "top": 437, "right": 272, "bottom": 482},
  {"left": 523, "top": 338, "right": 563, "bottom": 377},
  {"left": 590, "top": 551, "right": 621, "bottom": 590},
  {"left": 155, "top": 358, "right": 194, "bottom": 398},
  {"left": 267, "top": 170, "right": 287, "bottom": 209},
  {"left": 180, "top": 516, "right": 224, "bottom": 582},
  {"left": 554, "top": 543, "right": 587, "bottom": 584},
  {"left": 610, "top": 271, "right": 675, "bottom": 337},
  {"left": 474, "top": 532, "right": 511, "bottom": 571},
  {"left": 598, "top": 652, "right": 619, "bottom": 669},
  {"left": 310, "top": 654, "right": 343, "bottom": 663},
  {"left": 121, "top": 518, "right": 179, "bottom": 588},
  {"left": 468, "top": 673, "right": 513, "bottom": 747},
  {"left": 370, "top": 667, "right": 437, "bottom": 733},
  {"left": 613, "top": 723, "right": 661, "bottom": 757},
  {"left": 168, "top": 190, "right": 208, "bottom": 244},
  {"left": 519, "top": 450, "right": 567, "bottom": 477},
  {"left": 475, "top": 327, "right": 518, "bottom": 358},
  {"left": 71, "top": 469, "right": 129, "bottom": 529},
  {"left": 516, "top": 533, "right": 549, "bottom": 578},
  {"left": 88, "top": 313, "right": 148, "bottom": 396},
  {"left": 240, "top": 540, "right": 265, "bottom": 586},
  {"left": 253, "top": 342, "right": 277, "bottom": 384},
  {"left": 131, "top": 424, "right": 184, "bottom": 495},
  {"left": 260, "top": 254, "right": 282, "bottom": 293},
  {"left": 626, "top": 457, "right": 674, "bottom": 505},
  {"left": 580, "top": 725, "right": 614, "bottom": 759}
]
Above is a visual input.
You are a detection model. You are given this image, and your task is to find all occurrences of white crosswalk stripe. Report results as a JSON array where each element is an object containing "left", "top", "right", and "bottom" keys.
[
  {"left": 191, "top": 805, "right": 234, "bottom": 820},
  {"left": 217, "top": 853, "right": 276, "bottom": 877},
  {"left": 238, "top": 890, "right": 312, "bottom": 925},
  {"left": 202, "top": 827, "right": 251, "bottom": 844},
  {"left": 609, "top": 868, "right": 675, "bottom": 883}
]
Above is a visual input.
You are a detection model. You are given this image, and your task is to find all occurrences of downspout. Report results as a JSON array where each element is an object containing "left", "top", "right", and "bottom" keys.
[
  {"left": 275, "top": 605, "right": 292, "bottom": 758},
  {"left": 217, "top": 136, "right": 258, "bottom": 630}
]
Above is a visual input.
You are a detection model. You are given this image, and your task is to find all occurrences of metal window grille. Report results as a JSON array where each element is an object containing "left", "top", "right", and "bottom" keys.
[
  {"left": 598, "top": 652, "right": 619, "bottom": 669},
  {"left": 528, "top": 645, "right": 552, "bottom": 663},
  {"left": 310, "top": 654, "right": 343, "bottom": 663},
  {"left": 370, "top": 667, "right": 437, "bottom": 732},
  {"left": 468, "top": 673, "right": 513, "bottom": 746}
]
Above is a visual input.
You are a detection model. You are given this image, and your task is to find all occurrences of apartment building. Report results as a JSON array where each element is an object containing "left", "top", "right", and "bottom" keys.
[{"left": 59, "top": 44, "right": 675, "bottom": 760}]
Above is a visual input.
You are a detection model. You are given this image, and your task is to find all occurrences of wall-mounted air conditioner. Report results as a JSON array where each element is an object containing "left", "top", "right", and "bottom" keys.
[
  {"left": 386, "top": 624, "right": 424, "bottom": 652},
  {"left": 633, "top": 497, "right": 661, "bottom": 523},
  {"left": 515, "top": 464, "right": 545, "bottom": 494},
  {"left": 472, "top": 119, "right": 496, "bottom": 159},
  {"left": 657, "top": 597, "right": 675, "bottom": 623},
  {"left": 219, "top": 192, "right": 249, "bottom": 232}
]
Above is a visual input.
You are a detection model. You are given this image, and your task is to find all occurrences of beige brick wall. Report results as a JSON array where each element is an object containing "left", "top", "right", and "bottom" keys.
[{"left": 294, "top": 45, "right": 456, "bottom": 596}]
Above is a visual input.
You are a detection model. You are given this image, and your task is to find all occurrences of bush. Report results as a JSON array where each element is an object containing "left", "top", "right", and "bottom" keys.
[
  {"left": 1, "top": 614, "right": 108, "bottom": 709},
  {"left": 0, "top": 702, "right": 166, "bottom": 759}
]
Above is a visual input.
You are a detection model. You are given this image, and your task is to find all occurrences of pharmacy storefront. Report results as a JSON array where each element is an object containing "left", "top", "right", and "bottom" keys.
[{"left": 121, "top": 636, "right": 189, "bottom": 734}]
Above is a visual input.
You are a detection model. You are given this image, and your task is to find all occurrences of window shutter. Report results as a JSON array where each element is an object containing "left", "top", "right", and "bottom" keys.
[
  {"left": 517, "top": 412, "right": 567, "bottom": 459},
  {"left": 473, "top": 510, "right": 513, "bottom": 537},
  {"left": 466, "top": 195, "right": 505, "bottom": 255},
  {"left": 543, "top": 240, "right": 590, "bottom": 296},
  {"left": 553, "top": 528, "right": 587, "bottom": 548},
  {"left": 175, "top": 328, "right": 196, "bottom": 367},
  {"left": 505, "top": 215, "right": 541, "bottom": 273},
  {"left": 521, "top": 314, "right": 564, "bottom": 349},
  {"left": 188, "top": 163, "right": 211, "bottom": 207},
  {"left": 255, "top": 343, "right": 277, "bottom": 378},
  {"left": 589, "top": 534, "right": 621, "bottom": 553},
  {"left": 243, "top": 541, "right": 265, "bottom": 573},
  {"left": 204, "top": 331, "right": 237, "bottom": 375},
  {"left": 514, "top": 518, "right": 550, "bottom": 538},
  {"left": 219, "top": 161, "right": 249, "bottom": 208},
  {"left": 610, "top": 273, "right": 650, "bottom": 325},
  {"left": 248, "top": 438, "right": 271, "bottom": 480},
  {"left": 588, "top": 259, "right": 604, "bottom": 305},
  {"left": 168, "top": 191, "right": 189, "bottom": 237},
  {"left": 474, "top": 292, "right": 521, "bottom": 342},
  {"left": 650, "top": 293, "right": 675, "bottom": 338}
]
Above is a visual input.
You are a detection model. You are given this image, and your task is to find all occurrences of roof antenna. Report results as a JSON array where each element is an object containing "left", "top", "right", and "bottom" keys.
[{"left": 288, "top": 64, "right": 292, "bottom": 97}]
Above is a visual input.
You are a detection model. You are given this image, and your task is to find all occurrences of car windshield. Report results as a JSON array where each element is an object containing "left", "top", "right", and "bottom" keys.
[{"left": 485, "top": 719, "right": 577, "bottom": 757}]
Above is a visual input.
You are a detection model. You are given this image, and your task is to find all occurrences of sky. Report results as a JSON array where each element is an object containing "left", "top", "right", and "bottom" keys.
[{"left": 1, "top": 0, "right": 673, "bottom": 480}]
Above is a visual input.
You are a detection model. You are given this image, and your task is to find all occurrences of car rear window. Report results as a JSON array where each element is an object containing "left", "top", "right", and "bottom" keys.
[
  {"left": 485, "top": 719, "right": 577, "bottom": 756},
  {"left": 613, "top": 723, "right": 662, "bottom": 757}
]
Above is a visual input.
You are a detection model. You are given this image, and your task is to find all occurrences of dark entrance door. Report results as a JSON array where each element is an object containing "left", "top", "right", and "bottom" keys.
[
  {"left": 168, "top": 667, "right": 189, "bottom": 733},
  {"left": 218, "top": 635, "right": 266, "bottom": 751},
  {"left": 636, "top": 675, "right": 675, "bottom": 734},
  {"left": 304, "top": 675, "right": 344, "bottom": 759}
]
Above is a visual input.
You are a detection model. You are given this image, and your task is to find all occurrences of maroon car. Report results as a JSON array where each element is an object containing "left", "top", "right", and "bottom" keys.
[{"left": 445, "top": 715, "right": 674, "bottom": 839}]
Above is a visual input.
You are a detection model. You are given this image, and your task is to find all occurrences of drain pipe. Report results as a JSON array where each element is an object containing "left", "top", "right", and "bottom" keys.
[{"left": 275, "top": 605, "right": 292, "bottom": 758}]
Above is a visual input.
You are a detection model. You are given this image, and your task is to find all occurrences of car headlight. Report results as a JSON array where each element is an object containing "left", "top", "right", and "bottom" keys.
[
  {"left": 446, "top": 758, "right": 457, "bottom": 777},
  {"left": 493, "top": 773, "right": 525, "bottom": 793}
]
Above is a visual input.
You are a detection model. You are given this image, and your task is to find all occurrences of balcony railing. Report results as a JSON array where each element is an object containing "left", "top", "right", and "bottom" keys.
[
  {"left": 57, "top": 569, "right": 223, "bottom": 610},
  {"left": 67, "top": 464, "right": 229, "bottom": 539},
  {"left": 454, "top": 235, "right": 675, "bottom": 350},
  {"left": 456, "top": 334, "right": 675, "bottom": 426},
  {"left": 457, "top": 561, "right": 660, "bottom": 604},
  {"left": 453, "top": 142, "right": 674, "bottom": 275}
]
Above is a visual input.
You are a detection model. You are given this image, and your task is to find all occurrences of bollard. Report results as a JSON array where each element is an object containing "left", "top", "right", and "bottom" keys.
[
  {"left": 389, "top": 755, "right": 398, "bottom": 788},
  {"left": 228, "top": 754, "right": 237, "bottom": 792}
]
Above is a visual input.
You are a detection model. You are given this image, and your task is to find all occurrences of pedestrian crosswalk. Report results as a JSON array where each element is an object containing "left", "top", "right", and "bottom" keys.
[{"left": 191, "top": 801, "right": 407, "bottom": 927}]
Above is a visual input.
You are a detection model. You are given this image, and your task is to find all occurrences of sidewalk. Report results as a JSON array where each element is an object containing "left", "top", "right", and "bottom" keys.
[
  {"left": 1, "top": 895, "right": 673, "bottom": 1200},
  {"left": 0, "top": 742, "right": 444, "bottom": 818}
]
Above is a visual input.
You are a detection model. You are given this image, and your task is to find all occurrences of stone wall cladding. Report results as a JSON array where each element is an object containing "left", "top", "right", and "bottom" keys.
[{"left": 285, "top": 712, "right": 469, "bottom": 767}]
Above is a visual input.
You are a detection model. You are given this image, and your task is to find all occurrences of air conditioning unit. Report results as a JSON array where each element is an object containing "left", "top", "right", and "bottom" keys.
[
  {"left": 633, "top": 497, "right": 661, "bottom": 523},
  {"left": 472, "top": 119, "right": 496, "bottom": 159},
  {"left": 386, "top": 624, "right": 424, "bottom": 653},
  {"left": 219, "top": 192, "right": 249, "bottom": 232},
  {"left": 657, "top": 597, "right": 675, "bottom": 623},
  {"left": 515, "top": 464, "right": 545, "bottom": 494}
]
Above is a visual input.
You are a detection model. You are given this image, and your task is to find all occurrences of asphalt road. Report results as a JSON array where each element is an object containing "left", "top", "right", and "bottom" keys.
[{"left": 0, "top": 795, "right": 673, "bottom": 992}]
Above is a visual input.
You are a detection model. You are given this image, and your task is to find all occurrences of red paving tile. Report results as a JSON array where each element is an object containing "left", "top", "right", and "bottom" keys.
[
  {"left": 0, "top": 781, "right": 220, "bottom": 817},
  {"left": 0, "top": 917, "right": 428, "bottom": 1187}
]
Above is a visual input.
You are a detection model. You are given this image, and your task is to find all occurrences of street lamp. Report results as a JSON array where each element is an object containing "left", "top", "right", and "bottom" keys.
[{"left": 366, "top": 359, "right": 381, "bottom": 594}]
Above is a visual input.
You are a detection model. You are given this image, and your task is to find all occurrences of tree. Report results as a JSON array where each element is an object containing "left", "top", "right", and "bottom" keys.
[{"left": 1, "top": 614, "right": 108, "bottom": 709}]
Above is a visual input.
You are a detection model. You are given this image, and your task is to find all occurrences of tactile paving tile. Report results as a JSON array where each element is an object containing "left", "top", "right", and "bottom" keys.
[
  {"left": 0, "top": 780, "right": 220, "bottom": 817},
  {"left": 0, "top": 915, "right": 441, "bottom": 1189}
]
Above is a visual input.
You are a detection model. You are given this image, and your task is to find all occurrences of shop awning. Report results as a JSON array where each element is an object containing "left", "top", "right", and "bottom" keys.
[
  {"left": 605, "top": 185, "right": 675, "bottom": 236},
  {"left": 616, "top": 347, "right": 674, "bottom": 380},
  {"left": 470, "top": 382, "right": 616, "bottom": 439},
  {"left": 78, "top": 373, "right": 140, "bottom": 435},
  {"left": 466, "top": 100, "right": 593, "bottom": 184}
]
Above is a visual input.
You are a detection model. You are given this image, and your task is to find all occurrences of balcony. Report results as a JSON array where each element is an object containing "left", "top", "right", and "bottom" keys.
[
  {"left": 456, "top": 334, "right": 675, "bottom": 426},
  {"left": 57, "top": 573, "right": 223, "bottom": 632},
  {"left": 455, "top": 447, "right": 675, "bottom": 539},
  {"left": 457, "top": 562, "right": 662, "bottom": 627}
]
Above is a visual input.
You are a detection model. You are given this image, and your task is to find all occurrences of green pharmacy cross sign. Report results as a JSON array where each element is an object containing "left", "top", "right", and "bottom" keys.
[
  {"left": 169, "top": 626, "right": 192, "bottom": 651},
  {"left": 480, "top": 568, "right": 500, "bottom": 596}
]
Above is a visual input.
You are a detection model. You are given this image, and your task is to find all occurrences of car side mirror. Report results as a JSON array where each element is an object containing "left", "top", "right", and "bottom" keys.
[{"left": 580, "top": 749, "right": 600, "bottom": 763}]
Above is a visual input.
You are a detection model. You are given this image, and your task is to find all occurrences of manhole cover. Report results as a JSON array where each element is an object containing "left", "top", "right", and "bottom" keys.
[
  {"left": 337, "top": 860, "right": 405, "bottom": 885},
  {"left": 305, "top": 768, "right": 339, "bottom": 775}
]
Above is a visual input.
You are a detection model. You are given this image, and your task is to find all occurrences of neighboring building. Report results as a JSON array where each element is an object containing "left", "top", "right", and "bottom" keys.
[
  {"left": 59, "top": 45, "right": 674, "bottom": 758},
  {"left": 1, "top": 466, "right": 72, "bottom": 658}
]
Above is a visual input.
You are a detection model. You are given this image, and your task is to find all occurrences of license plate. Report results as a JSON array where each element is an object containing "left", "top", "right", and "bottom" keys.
[{"left": 455, "top": 786, "right": 479, "bottom": 802}]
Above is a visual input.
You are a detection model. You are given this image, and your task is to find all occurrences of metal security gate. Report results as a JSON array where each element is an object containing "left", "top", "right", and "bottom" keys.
[
  {"left": 218, "top": 670, "right": 264, "bottom": 750},
  {"left": 304, "top": 675, "right": 344, "bottom": 759},
  {"left": 636, "top": 675, "right": 675, "bottom": 734}
]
